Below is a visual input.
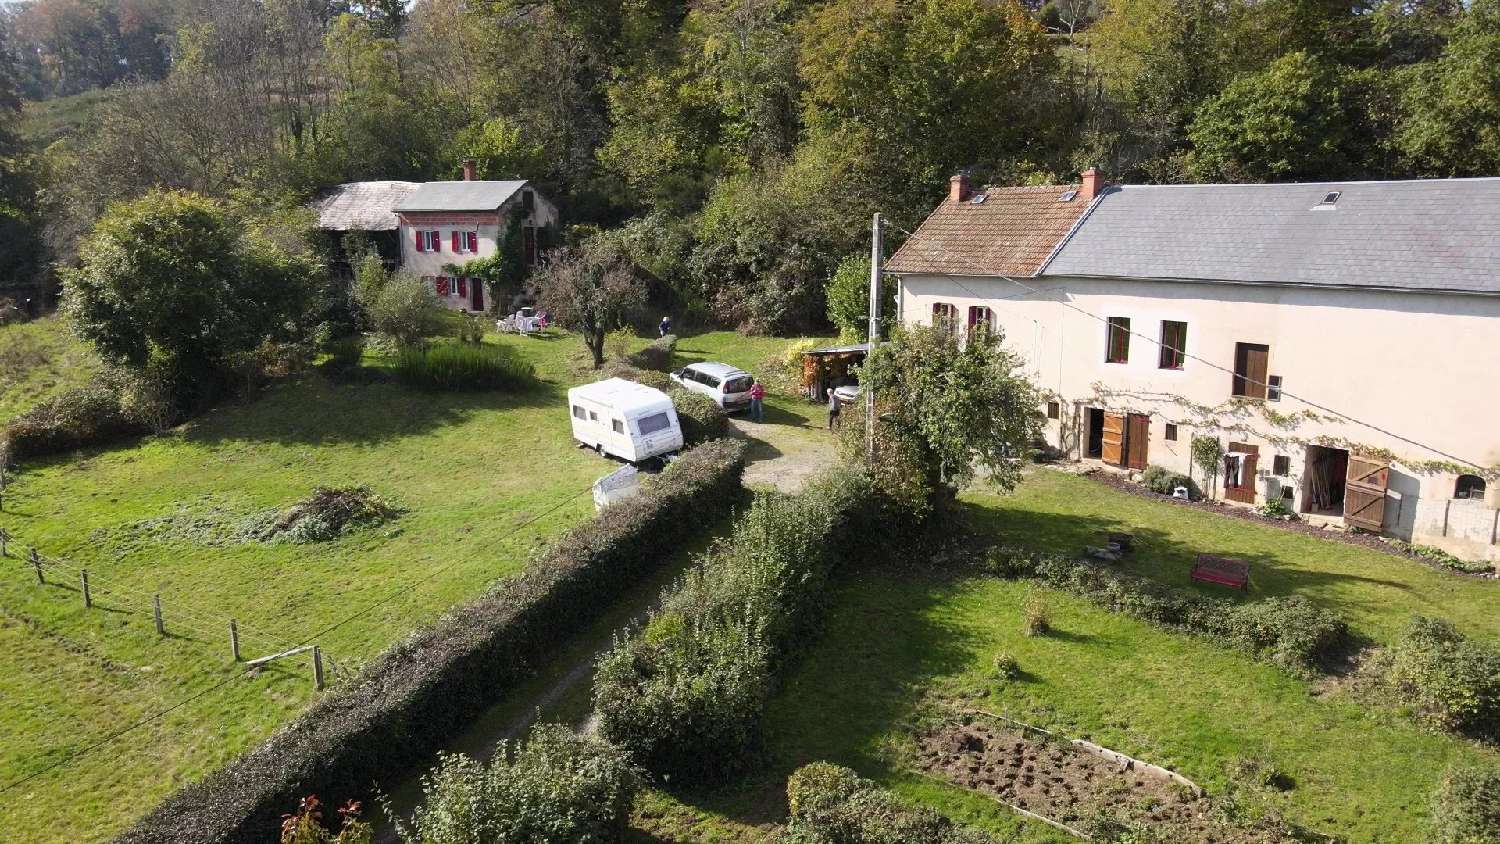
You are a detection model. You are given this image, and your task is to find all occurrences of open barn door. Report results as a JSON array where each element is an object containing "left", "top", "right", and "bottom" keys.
[
  {"left": 1344, "top": 453, "right": 1390, "bottom": 532},
  {"left": 1101, "top": 412, "right": 1126, "bottom": 466}
]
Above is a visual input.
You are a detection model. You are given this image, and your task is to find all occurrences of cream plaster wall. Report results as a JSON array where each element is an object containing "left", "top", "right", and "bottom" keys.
[{"left": 397, "top": 189, "right": 561, "bottom": 311}]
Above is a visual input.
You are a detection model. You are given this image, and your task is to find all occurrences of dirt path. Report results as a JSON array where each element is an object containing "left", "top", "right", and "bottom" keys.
[{"left": 729, "top": 414, "right": 838, "bottom": 494}]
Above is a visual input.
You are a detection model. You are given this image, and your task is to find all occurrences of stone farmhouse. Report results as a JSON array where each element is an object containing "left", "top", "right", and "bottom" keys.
[{"left": 889, "top": 171, "right": 1500, "bottom": 562}]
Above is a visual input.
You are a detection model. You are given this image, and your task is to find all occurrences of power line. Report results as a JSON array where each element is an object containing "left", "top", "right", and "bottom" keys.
[{"left": 882, "top": 218, "right": 1492, "bottom": 472}]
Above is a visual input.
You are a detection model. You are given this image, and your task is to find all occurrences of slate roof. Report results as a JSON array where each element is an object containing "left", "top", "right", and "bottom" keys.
[
  {"left": 313, "top": 181, "right": 420, "bottom": 231},
  {"left": 886, "top": 184, "right": 1089, "bottom": 277},
  {"left": 394, "top": 180, "right": 529, "bottom": 213},
  {"left": 1043, "top": 178, "right": 1500, "bottom": 295}
]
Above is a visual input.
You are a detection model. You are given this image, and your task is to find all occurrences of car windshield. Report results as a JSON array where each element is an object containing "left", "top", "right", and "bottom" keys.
[
  {"left": 723, "top": 376, "right": 752, "bottom": 394},
  {"left": 637, "top": 412, "right": 672, "bottom": 435}
]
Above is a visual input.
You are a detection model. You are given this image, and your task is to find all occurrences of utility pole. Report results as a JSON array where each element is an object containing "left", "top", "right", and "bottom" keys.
[{"left": 866, "top": 212, "right": 883, "bottom": 463}]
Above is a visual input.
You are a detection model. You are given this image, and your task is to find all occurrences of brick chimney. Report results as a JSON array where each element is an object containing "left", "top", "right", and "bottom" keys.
[
  {"left": 950, "top": 173, "right": 971, "bottom": 203},
  {"left": 1080, "top": 166, "right": 1104, "bottom": 201},
  {"left": 462, "top": 159, "right": 477, "bottom": 181}
]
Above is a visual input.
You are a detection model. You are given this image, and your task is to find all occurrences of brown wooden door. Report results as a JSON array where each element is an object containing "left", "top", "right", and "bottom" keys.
[
  {"left": 1125, "top": 414, "right": 1150, "bottom": 470},
  {"left": 1224, "top": 442, "right": 1259, "bottom": 503},
  {"left": 1233, "top": 343, "right": 1269, "bottom": 399},
  {"left": 1344, "top": 453, "right": 1390, "bottom": 532},
  {"left": 471, "top": 278, "right": 484, "bottom": 311},
  {"left": 1101, "top": 412, "right": 1126, "bottom": 465}
]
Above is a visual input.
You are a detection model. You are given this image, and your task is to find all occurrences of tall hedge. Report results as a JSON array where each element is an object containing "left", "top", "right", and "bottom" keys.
[
  {"left": 116, "top": 439, "right": 746, "bottom": 844},
  {"left": 593, "top": 466, "right": 879, "bottom": 783}
]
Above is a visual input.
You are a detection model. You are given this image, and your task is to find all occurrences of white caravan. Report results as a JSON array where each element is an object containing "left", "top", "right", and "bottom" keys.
[{"left": 568, "top": 378, "right": 684, "bottom": 462}]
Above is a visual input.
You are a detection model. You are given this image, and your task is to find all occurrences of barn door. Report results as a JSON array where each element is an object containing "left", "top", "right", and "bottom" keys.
[
  {"left": 1125, "top": 414, "right": 1150, "bottom": 470},
  {"left": 1224, "top": 442, "right": 1259, "bottom": 504},
  {"left": 1344, "top": 454, "right": 1390, "bottom": 532},
  {"left": 1101, "top": 412, "right": 1126, "bottom": 466}
]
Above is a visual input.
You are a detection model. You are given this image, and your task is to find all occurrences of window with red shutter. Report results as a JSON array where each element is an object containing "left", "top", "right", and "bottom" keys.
[
  {"left": 457, "top": 277, "right": 468, "bottom": 296},
  {"left": 436, "top": 276, "right": 449, "bottom": 296},
  {"left": 467, "top": 231, "right": 478, "bottom": 253},
  {"left": 415, "top": 231, "right": 425, "bottom": 252},
  {"left": 452, "top": 231, "right": 460, "bottom": 252},
  {"left": 430, "top": 231, "right": 441, "bottom": 252}
]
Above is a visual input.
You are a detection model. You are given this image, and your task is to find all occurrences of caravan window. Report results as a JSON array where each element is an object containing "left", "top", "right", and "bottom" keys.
[
  {"left": 612, "top": 419, "right": 625, "bottom": 434},
  {"left": 588, "top": 410, "right": 598, "bottom": 422},
  {"left": 637, "top": 413, "right": 672, "bottom": 435},
  {"left": 572, "top": 406, "right": 586, "bottom": 420}
]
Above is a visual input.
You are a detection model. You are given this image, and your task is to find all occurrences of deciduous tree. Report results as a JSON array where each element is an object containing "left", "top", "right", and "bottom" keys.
[{"left": 534, "top": 240, "right": 646, "bottom": 368}]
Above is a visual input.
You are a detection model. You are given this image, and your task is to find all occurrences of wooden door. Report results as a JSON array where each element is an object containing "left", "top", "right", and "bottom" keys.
[
  {"left": 1224, "top": 442, "right": 1259, "bottom": 504},
  {"left": 1101, "top": 412, "right": 1126, "bottom": 466},
  {"left": 1344, "top": 453, "right": 1390, "bottom": 532},
  {"left": 470, "top": 278, "right": 484, "bottom": 311},
  {"left": 1125, "top": 414, "right": 1150, "bottom": 470},
  {"left": 1233, "top": 343, "right": 1269, "bottom": 399}
]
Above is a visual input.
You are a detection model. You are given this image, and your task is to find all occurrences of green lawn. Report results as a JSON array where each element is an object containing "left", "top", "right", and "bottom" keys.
[
  {"left": 637, "top": 470, "right": 1500, "bottom": 843},
  {"left": 0, "top": 328, "right": 778, "bottom": 842},
  {"left": 0, "top": 316, "right": 100, "bottom": 426}
]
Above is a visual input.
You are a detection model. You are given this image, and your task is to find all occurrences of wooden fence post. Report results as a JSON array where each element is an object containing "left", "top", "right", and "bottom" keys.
[
  {"left": 30, "top": 548, "right": 42, "bottom": 584},
  {"left": 313, "top": 645, "right": 325, "bottom": 691},
  {"left": 153, "top": 594, "right": 164, "bottom": 636},
  {"left": 0, "top": 527, "right": 9, "bottom": 558},
  {"left": 229, "top": 619, "right": 241, "bottom": 662},
  {"left": 80, "top": 569, "right": 91, "bottom": 608}
]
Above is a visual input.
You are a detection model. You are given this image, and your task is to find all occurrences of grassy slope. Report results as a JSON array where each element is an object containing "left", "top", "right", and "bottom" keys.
[
  {"left": 0, "top": 329, "right": 713, "bottom": 842},
  {"left": 0, "top": 317, "right": 100, "bottom": 426},
  {"left": 737, "top": 471, "right": 1500, "bottom": 843}
]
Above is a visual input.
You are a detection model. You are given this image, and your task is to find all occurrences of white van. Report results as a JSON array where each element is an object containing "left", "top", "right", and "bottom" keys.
[
  {"left": 670, "top": 362, "right": 754, "bottom": 411},
  {"left": 568, "top": 378, "right": 684, "bottom": 463}
]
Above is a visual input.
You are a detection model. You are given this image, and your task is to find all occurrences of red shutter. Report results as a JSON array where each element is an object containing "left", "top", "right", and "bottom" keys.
[
  {"left": 432, "top": 231, "right": 442, "bottom": 253},
  {"left": 437, "top": 276, "right": 449, "bottom": 296},
  {"left": 467, "top": 231, "right": 478, "bottom": 253},
  {"left": 452, "top": 231, "right": 460, "bottom": 252},
  {"left": 415, "top": 231, "right": 425, "bottom": 253}
]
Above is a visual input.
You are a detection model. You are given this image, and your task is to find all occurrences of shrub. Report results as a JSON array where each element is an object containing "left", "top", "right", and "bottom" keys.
[
  {"left": 594, "top": 467, "right": 880, "bottom": 784},
  {"left": 993, "top": 652, "right": 1019, "bottom": 681},
  {"left": 1257, "top": 498, "right": 1292, "bottom": 518},
  {"left": 1140, "top": 465, "right": 1194, "bottom": 497},
  {"left": 455, "top": 313, "right": 487, "bottom": 344},
  {"left": 117, "top": 439, "right": 746, "bottom": 844},
  {"left": 605, "top": 327, "right": 633, "bottom": 362},
  {"left": 3, "top": 385, "right": 146, "bottom": 461},
  {"left": 599, "top": 359, "right": 671, "bottom": 392},
  {"left": 364, "top": 272, "right": 447, "bottom": 347},
  {"left": 784, "top": 762, "right": 995, "bottom": 844},
  {"left": 1386, "top": 617, "right": 1500, "bottom": 739},
  {"left": 279, "top": 796, "right": 371, "bottom": 844},
  {"left": 395, "top": 724, "right": 638, "bottom": 844},
  {"left": 1022, "top": 592, "right": 1051, "bottom": 636},
  {"left": 670, "top": 387, "right": 728, "bottom": 444},
  {"left": 321, "top": 336, "right": 365, "bottom": 373},
  {"left": 1431, "top": 761, "right": 1500, "bottom": 844},
  {"left": 626, "top": 333, "right": 676, "bottom": 372},
  {"left": 1387, "top": 539, "right": 1493, "bottom": 575},
  {"left": 394, "top": 343, "right": 535, "bottom": 392}
]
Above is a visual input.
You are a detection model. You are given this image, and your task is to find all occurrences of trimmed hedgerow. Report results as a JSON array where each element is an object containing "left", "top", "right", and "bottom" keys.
[
  {"left": 1385, "top": 617, "right": 1500, "bottom": 740},
  {"left": 1140, "top": 464, "right": 1196, "bottom": 498},
  {"left": 600, "top": 359, "right": 671, "bottom": 392},
  {"left": 783, "top": 762, "right": 995, "bottom": 844},
  {"left": 983, "top": 549, "right": 1347, "bottom": 674},
  {"left": 626, "top": 333, "right": 676, "bottom": 372},
  {"left": 117, "top": 439, "right": 745, "bottom": 844},
  {"left": 1430, "top": 761, "right": 1500, "bottom": 844},
  {"left": 593, "top": 467, "right": 880, "bottom": 784},
  {"left": 670, "top": 387, "right": 728, "bottom": 444},
  {"left": 394, "top": 723, "right": 638, "bottom": 843}
]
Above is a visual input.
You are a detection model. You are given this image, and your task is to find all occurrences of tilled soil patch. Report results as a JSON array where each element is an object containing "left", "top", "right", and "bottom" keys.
[{"left": 916, "top": 718, "right": 1301, "bottom": 843}]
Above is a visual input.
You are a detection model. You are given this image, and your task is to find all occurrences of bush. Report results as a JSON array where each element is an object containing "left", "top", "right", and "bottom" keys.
[
  {"left": 1257, "top": 498, "right": 1292, "bottom": 518},
  {"left": 364, "top": 272, "right": 448, "bottom": 347},
  {"left": 1140, "top": 465, "right": 1194, "bottom": 497},
  {"left": 784, "top": 762, "right": 995, "bottom": 844},
  {"left": 594, "top": 467, "right": 880, "bottom": 784},
  {"left": 394, "top": 343, "right": 535, "bottom": 391},
  {"left": 117, "top": 439, "right": 746, "bottom": 844},
  {"left": 993, "top": 652, "right": 1019, "bottom": 682},
  {"left": 1022, "top": 592, "right": 1051, "bottom": 636},
  {"left": 279, "top": 796, "right": 372, "bottom": 844},
  {"left": 395, "top": 724, "right": 638, "bottom": 844},
  {"left": 321, "top": 336, "right": 365, "bottom": 373},
  {"left": 1386, "top": 617, "right": 1500, "bottom": 740},
  {"left": 1431, "top": 761, "right": 1500, "bottom": 844},
  {"left": 626, "top": 333, "right": 676, "bottom": 372},
  {"left": 2, "top": 385, "right": 146, "bottom": 461},
  {"left": 983, "top": 549, "right": 1348, "bottom": 673},
  {"left": 670, "top": 387, "right": 728, "bottom": 444},
  {"left": 599, "top": 359, "right": 671, "bottom": 392}
]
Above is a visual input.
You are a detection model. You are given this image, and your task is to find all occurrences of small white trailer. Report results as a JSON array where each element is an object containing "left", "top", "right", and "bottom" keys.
[{"left": 567, "top": 378, "right": 684, "bottom": 463}]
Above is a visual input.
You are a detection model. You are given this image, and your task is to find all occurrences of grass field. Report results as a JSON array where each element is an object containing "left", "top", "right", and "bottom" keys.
[
  {"left": 631, "top": 470, "right": 1500, "bottom": 843},
  {"left": 0, "top": 316, "right": 100, "bottom": 426},
  {"left": 0, "top": 326, "right": 783, "bottom": 842}
]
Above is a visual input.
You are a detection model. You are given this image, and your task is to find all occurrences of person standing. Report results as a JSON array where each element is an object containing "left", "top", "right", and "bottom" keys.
[
  {"left": 748, "top": 380, "right": 766, "bottom": 423},
  {"left": 659, "top": 315, "right": 672, "bottom": 337},
  {"left": 826, "top": 388, "right": 841, "bottom": 431}
]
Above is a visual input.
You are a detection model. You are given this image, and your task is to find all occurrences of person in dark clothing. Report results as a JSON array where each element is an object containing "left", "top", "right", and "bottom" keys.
[
  {"left": 826, "top": 389, "right": 841, "bottom": 431},
  {"left": 659, "top": 315, "right": 672, "bottom": 337}
]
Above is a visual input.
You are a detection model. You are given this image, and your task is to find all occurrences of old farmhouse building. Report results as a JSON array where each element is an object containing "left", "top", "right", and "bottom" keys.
[{"left": 889, "top": 172, "right": 1500, "bottom": 563}]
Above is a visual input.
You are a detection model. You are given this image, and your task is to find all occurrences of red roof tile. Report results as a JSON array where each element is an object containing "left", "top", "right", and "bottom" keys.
[{"left": 886, "top": 184, "right": 1089, "bottom": 277}]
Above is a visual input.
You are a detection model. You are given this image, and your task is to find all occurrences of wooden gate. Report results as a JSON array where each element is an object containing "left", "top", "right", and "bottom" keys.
[
  {"left": 1101, "top": 412, "right": 1126, "bottom": 466},
  {"left": 1344, "top": 453, "right": 1390, "bottom": 533},
  {"left": 1224, "top": 442, "right": 1259, "bottom": 504},
  {"left": 1125, "top": 414, "right": 1150, "bottom": 470}
]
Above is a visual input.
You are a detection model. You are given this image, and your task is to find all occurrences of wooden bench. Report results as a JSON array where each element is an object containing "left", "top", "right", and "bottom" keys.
[{"left": 1190, "top": 555, "right": 1249, "bottom": 590}]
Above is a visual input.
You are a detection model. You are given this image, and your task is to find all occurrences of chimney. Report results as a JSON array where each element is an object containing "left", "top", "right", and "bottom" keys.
[
  {"left": 949, "top": 173, "right": 971, "bottom": 203},
  {"left": 462, "top": 159, "right": 477, "bottom": 181},
  {"left": 1080, "top": 166, "right": 1104, "bottom": 201}
]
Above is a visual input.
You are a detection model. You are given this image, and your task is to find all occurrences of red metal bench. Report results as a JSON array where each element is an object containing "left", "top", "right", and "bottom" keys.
[{"left": 1190, "top": 555, "right": 1249, "bottom": 590}]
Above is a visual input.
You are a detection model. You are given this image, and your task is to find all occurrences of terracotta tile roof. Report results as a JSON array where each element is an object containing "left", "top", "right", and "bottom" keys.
[{"left": 886, "top": 184, "right": 1089, "bottom": 277}]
